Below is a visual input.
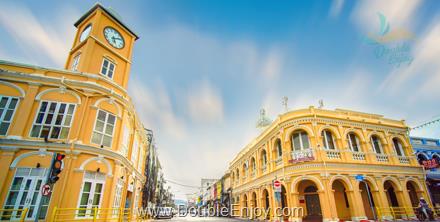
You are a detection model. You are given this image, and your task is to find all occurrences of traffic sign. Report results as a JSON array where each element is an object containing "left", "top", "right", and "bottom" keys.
[
  {"left": 41, "top": 184, "right": 51, "bottom": 196},
  {"left": 273, "top": 180, "right": 281, "bottom": 193},
  {"left": 355, "top": 174, "right": 364, "bottom": 181}
]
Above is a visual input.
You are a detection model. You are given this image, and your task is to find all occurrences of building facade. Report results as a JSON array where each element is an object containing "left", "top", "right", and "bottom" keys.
[
  {"left": 0, "top": 4, "right": 149, "bottom": 221},
  {"left": 229, "top": 107, "right": 429, "bottom": 222},
  {"left": 411, "top": 137, "right": 440, "bottom": 207}
]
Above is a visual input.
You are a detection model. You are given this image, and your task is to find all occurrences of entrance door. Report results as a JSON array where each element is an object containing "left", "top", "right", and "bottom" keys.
[
  {"left": 2, "top": 168, "right": 50, "bottom": 220},
  {"left": 77, "top": 172, "right": 105, "bottom": 218},
  {"left": 305, "top": 194, "right": 321, "bottom": 216}
]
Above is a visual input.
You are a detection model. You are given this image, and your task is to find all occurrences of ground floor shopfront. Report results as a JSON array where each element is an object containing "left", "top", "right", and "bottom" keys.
[
  {"left": 232, "top": 164, "right": 429, "bottom": 222},
  {"left": 0, "top": 140, "right": 145, "bottom": 221}
]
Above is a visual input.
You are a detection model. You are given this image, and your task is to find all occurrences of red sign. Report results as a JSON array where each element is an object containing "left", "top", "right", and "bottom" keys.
[
  {"left": 273, "top": 180, "right": 281, "bottom": 193},
  {"left": 41, "top": 184, "right": 51, "bottom": 196},
  {"left": 423, "top": 159, "right": 439, "bottom": 169}
]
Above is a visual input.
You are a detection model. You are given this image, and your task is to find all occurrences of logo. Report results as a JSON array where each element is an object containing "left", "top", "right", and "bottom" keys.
[{"left": 364, "top": 12, "right": 415, "bottom": 67}]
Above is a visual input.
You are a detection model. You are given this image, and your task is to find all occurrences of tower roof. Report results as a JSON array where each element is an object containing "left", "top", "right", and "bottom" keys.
[{"left": 74, "top": 3, "right": 139, "bottom": 40}]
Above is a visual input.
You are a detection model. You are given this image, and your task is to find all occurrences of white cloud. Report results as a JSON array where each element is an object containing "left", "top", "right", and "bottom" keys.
[
  {"left": 0, "top": 4, "right": 75, "bottom": 66},
  {"left": 351, "top": 0, "right": 422, "bottom": 33},
  {"left": 329, "top": 0, "right": 345, "bottom": 18},
  {"left": 129, "top": 80, "right": 187, "bottom": 140},
  {"left": 378, "top": 16, "right": 440, "bottom": 102},
  {"left": 186, "top": 81, "right": 224, "bottom": 124},
  {"left": 260, "top": 49, "right": 283, "bottom": 81}
]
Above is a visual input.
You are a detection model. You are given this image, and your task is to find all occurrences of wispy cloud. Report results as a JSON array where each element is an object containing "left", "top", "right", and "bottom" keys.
[
  {"left": 351, "top": 0, "right": 422, "bottom": 33},
  {"left": 378, "top": 16, "right": 440, "bottom": 103},
  {"left": 129, "top": 80, "right": 187, "bottom": 140},
  {"left": 186, "top": 81, "right": 224, "bottom": 124},
  {"left": 329, "top": 0, "right": 345, "bottom": 18},
  {"left": 0, "top": 4, "right": 76, "bottom": 66}
]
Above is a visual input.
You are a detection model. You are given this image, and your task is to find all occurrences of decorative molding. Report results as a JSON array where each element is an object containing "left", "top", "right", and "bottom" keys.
[
  {"left": 0, "top": 80, "right": 25, "bottom": 98},
  {"left": 35, "top": 87, "right": 82, "bottom": 104}
]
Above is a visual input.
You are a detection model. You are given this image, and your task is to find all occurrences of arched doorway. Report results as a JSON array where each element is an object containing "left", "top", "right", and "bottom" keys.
[
  {"left": 262, "top": 189, "right": 271, "bottom": 220},
  {"left": 281, "top": 185, "right": 288, "bottom": 221},
  {"left": 407, "top": 181, "right": 422, "bottom": 207},
  {"left": 251, "top": 192, "right": 257, "bottom": 219},
  {"left": 242, "top": 194, "right": 248, "bottom": 218},
  {"left": 384, "top": 181, "right": 400, "bottom": 208},
  {"left": 332, "top": 179, "right": 353, "bottom": 220},
  {"left": 298, "top": 180, "right": 322, "bottom": 221},
  {"left": 359, "top": 180, "right": 378, "bottom": 220}
]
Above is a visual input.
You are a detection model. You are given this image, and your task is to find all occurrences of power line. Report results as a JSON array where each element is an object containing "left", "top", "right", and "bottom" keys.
[{"left": 165, "top": 179, "right": 201, "bottom": 189}]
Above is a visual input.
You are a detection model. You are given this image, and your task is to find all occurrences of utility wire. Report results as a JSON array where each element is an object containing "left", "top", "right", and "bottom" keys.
[{"left": 165, "top": 179, "right": 201, "bottom": 189}]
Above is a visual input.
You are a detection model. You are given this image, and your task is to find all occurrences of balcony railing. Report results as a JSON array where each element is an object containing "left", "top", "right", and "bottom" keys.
[
  {"left": 290, "top": 148, "right": 315, "bottom": 163},
  {"left": 326, "top": 149, "right": 341, "bottom": 159},
  {"left": 398, "top": 156, "right": 410, "bottom": 164},
  {"left": 275, "top": 157, "right": 283, "bottom": 166},
  {"left": 351, "top": 151, "right": 366, "bottom": 160},
  {"left": 376, "top": 153, "right": 389, "bottom": 162}
]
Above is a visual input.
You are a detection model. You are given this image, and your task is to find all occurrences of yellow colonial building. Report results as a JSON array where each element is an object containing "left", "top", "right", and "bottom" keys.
[
  {"left": 229, "top": 107, "right": 429, "bottom": 222},
  {"left": 0, "top": 3, "right": 148, "bottom": 221}
]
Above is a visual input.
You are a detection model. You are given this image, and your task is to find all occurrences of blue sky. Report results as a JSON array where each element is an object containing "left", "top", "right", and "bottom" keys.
[{"left": 1, "top": 0, "right": 439, "bottom": 200}]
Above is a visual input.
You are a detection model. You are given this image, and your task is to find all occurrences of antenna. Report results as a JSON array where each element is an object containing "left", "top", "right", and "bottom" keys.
[
  {"left": 318, "top": 99, "right": 324, "bottom": 109},
  {"left": 282, "top": 96, "right": 288, "bottom": 112}
]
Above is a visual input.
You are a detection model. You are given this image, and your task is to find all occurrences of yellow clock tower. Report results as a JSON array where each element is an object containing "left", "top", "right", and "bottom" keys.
[{"left": 64, "top": 3, "right": 139, "bottom": 89}]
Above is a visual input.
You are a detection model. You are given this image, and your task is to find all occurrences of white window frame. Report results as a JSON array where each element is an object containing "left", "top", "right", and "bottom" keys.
[
  {"left": 91, "top": 109, "right": 116, "bottom": 147},
  {"left": 3, "top": 168, "right": 51, "bottom": 220},
  {"left": 112, "top": 179, "right": 124, "bottom": 218},
  {"left": 291, "top": 131, "right": 310, "bottom": 151},
  {"left": 347, "top": 133, "right": 361, "bottom": 152},
  {"left": 393, "top": 138, "right": 405, "bottom": 156},
  {"left": 30, "top": 101, "right": 76, "bottom": 139},
  {"left": 100, "top": 58, "right": 116, "bottom": 79},
  {"left": 371, "top": 136, "right": 383, "bottom": 154},
  {"left": 322, "top": 130, "right": 336, "bottom": 150},
  {"left": 121, "top": 125, "right": 130, "bottom": 157},
  {"left": 131, "top": 136, "right": 139, "bottom": 164},
  {"left": 76, "top": 172, "right": 106, "bottom": 219},
  {"left": 71, "top": 54, "right": 81, "bottom": 71},
  {"left": 0, "top": 95, "right": 19, "bottom": 136},
  {"left": 275, "top": 140, "right": 283, "bottom": 158}
]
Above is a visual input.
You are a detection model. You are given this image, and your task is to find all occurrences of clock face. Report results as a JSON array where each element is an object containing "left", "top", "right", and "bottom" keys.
[
  {"left": 79, "top": 24, "right": 92, "bottom": 42},
  {"left": 104, "top": 27, "right": 125, "bottom": 49}
]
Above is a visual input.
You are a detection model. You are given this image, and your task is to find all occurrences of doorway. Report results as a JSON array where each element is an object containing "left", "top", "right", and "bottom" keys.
[{"left": 2, "top": 168, "right": 51, "bottom": 220}]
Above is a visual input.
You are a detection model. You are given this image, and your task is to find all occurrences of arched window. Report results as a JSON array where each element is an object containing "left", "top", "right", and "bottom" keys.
[
  {"left": 275, "top": 139, "right": 282, "bottom": 158},
  {"left": 304, "top": 185, "right": 318, "bottom": 193},
  {"left": 347, "top": 132, "right": 361, "bottom": 152},
  {"left": 291, "top": 130, "right": 310, "bottom": 151},
  {"left": 236, "top": 169, "right": 239, "bottom": 182},
  {"left": 251, "top": 157, "right": 256, "bottom": 173},
  {"left": 322, "top": 129, "right": 336, "bottom": 150},
  {"left": 392, "top": 138, "right": 405, "bottom": 156},
  {"left": 243, "top": 162, "right": 248, "bottom": 178},
  {"left": 261, "top": 150, "right": 267, "bottom": 167},
  {"left": 371, "top": 135, "right": 383, "bottom": 154}
]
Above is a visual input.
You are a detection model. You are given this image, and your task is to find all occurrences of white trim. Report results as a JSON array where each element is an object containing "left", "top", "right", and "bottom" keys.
[
  {"left": 35, "top": 88, "right": 82, "bottom": 104},
  {"left": 10, "top": 150, "right": 53, "bottom": 168},
  {"left": 91, "top": 109, "right": 117, "bottom": 148},
  {"left": 99, "top": 57, "right": 116, "bottom": 79},
  {"left": 78, "top": 156, "right": 113, "bottom": 177},
  {"left": 0, "top": 95, "right": 20, "bottom": 136},
  {"left": 93, "top": 98, "right": 122, "bottom": 117},
  {"left": 291, "top": 175, "right": 325, "bottom": 192},
  {"left": 0, "top": 80, "right": 25, "bottom": 98}
]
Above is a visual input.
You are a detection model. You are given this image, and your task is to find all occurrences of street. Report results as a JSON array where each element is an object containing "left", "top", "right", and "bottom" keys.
[{"left": 151, "top": 215, "right": 243, "bottom": 222}]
